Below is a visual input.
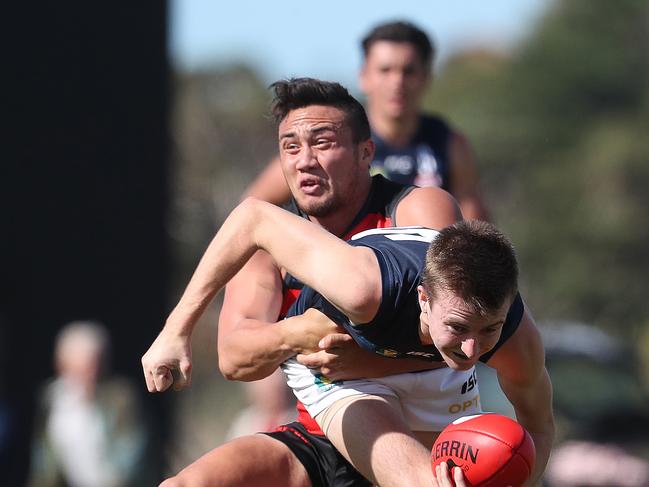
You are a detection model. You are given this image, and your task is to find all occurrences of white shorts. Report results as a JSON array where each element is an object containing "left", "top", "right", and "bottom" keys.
[{"left": 281, "top": 358, "right": 482, "bottom": 432}]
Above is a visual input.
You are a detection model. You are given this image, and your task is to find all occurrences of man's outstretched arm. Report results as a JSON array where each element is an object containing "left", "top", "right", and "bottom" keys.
[{"left": 142, "top": 198, "right": 382, "bottom": 392}]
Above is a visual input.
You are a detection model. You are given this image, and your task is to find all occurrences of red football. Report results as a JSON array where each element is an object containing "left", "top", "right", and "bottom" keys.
[{"left": 431, "top": 413, "right": 535, "bottom": 487}]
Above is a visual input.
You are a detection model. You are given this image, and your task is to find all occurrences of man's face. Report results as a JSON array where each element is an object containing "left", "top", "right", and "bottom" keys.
[
  {"left": 418, "top": 286, "right": 512, "bottom": 370},
  {"left": 360, "top": 41, "right": 430, "bottom": 120},
  {"left": 278, "top": 105, "right": 372, "bottom": 217}
]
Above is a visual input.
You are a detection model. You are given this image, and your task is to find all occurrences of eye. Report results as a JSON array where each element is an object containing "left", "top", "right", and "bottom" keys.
[
  {"left": 283, "top": 142, "right": 300, "bottom": 154},
  {"left": 449, "top": 324, "right": 467, "bottom": 335},
  {"left": 315, "top": 138, "right": 333, "bottom": 148},
  {"left": 482, "top": 326, "right": 502, "bottom": 335}
]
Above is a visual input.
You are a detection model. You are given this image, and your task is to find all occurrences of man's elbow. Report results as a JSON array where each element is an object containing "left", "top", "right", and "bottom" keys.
[
  {"left": 218, "top": 354, "right": 269, "bottom": 382},
  {"left": 218, "top": 356, "right": 239, "bottom": 381},
  {"left": 343, "top": 285, "right": 381, "bottom": 324}
]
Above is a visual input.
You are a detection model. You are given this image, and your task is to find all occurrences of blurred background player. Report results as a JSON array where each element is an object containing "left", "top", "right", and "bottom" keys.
[
  {"left": 29, "top": 321, "right": 149, "bottom": 487},
  {"left": 244, "top": 20, "right": 489, "bottom": 221}
]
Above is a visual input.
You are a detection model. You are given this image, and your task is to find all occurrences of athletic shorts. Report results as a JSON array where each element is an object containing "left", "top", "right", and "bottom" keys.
[
  {"left": 263, "top": 422, "right": 372, "bottom": 487},
  {"left": 282, "top": 359, "right": 482, "bottom": 432}
]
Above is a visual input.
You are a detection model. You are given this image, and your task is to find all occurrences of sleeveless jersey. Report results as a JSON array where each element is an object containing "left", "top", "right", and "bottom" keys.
[
  {"left": 287, "top": 227, "right": 524, "bottom": 363},
  {"left": 370, "top": 114, "right": 452, "bottom": 190},
  {"left": 279, "top": 174, "right": 415, "bottom": 434}
]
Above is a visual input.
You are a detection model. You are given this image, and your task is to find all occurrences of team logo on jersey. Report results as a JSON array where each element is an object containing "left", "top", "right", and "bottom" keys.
[
  {"left": 461, "top": 369, "right": 478, "bottom": 394},
  {"left": 313, "top": 373, "right": 340, "bottom": 391},
  {"left": 405, "top": 350, "right": 441, "bottom": 360},
  {"left": 376, "top": 347, "right": 399, "bottom": 358}
]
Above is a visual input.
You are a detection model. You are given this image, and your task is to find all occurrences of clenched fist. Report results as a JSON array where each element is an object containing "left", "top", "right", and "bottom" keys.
[{"left": 141, "top": 328, "right": 193, "bottom": 392}]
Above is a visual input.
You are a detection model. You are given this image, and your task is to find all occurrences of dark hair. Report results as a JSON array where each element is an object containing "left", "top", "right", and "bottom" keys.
[
  {"left": 422, "top": 220, "right": 519, "bottom": 314},
  {"left": 361, "top": 20, "right": 435, "bottom": 67},
  {"left": 270, "top": 78, "right": 371, "bottom": 143}
]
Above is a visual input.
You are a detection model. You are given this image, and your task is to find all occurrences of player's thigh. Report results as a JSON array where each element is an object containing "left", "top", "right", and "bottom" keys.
[
  {"left": 412, "top": 430, "right": 441, "bottom": 450},
  {"left": 161, "top": 434, "right": 311, "bottom": 487},
  {"left": 316, "top": 394, "right": 431, "bottom": 487}
]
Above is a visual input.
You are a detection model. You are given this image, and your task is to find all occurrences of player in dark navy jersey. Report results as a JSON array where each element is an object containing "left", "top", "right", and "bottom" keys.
[
  {"left": 288, "top": 227, "right": 524, "bottom": 363},
  {"left": 370, "top": 114, "right": 451, "bottom": 189}
]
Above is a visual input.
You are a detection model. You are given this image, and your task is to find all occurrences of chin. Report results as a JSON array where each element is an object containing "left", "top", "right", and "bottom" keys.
[
  {"left": 443, "top": 355, "right": 475, "bottom": 371},
  {"left": 298, "top": 197, "right": 338, "bottom": 217}
]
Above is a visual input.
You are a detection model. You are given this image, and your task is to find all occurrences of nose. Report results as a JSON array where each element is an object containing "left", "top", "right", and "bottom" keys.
[
  {"left": 295, "top": 144, "right": 317, "bottom": 171},
  {"left": 461, "top": 338, "right": 479, "bottom": 359},
  {"left": 389, "top": 70, "right": 406, "bottom": 90}
]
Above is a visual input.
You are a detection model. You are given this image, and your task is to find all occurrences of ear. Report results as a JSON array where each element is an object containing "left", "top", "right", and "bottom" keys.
[
  {"left": 360, "top": 139, "right": 375, "bottom": 168},
  {"left": 417, "top": 285, "right": 430, "bottom": 312}
]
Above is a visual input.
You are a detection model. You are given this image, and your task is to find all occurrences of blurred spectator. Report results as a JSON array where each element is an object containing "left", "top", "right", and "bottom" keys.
[
  {"left": 545, "top": 441, "right": 649, "bottom": 487},
  {"left": 28, "top": 321, "right": 148, "bottom": 487},
  {"left": 225, "top": 369, "right": 296, "bottom": 440}
]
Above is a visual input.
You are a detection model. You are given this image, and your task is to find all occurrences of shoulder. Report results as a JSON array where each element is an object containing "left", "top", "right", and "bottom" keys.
[
  {"left": 395, "top": 186, "right": 462, "bottom": 229},
  {"left": 349, "top": 227, "right": 434, "bottom": 275}
]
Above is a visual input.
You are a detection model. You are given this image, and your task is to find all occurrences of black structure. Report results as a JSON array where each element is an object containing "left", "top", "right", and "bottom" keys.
[{"left": 3, "top": 3, "right": 171, "bottom": 485}]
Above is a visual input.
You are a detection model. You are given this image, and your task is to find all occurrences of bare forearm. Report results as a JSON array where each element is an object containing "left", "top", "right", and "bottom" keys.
[
  {"left": 218, "top": 318, "right": 295, "bottom": 381},
  {"left": 220, "top": 310, "right": 345, "bottom": 381},
  {"left": 165, "top": 199, "right": 269, "bottom": 340},
  {"left": 527, "top": 426, "right": 554, "bottom": 486},
  {"left": 507, "top": 371, "right": 555, "bottom": 486}
]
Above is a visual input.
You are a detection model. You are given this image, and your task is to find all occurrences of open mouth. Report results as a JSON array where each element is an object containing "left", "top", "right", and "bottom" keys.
[
  {"left": 299, "top": 178, "right": 324, "bottom": 195},
  {"left": 452, "top": 351, "right": 470, "bottom": 361}
]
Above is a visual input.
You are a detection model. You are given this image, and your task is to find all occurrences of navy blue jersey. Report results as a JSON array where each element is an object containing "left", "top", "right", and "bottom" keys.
[
  {"left": 287, "top": 227, "right": 524, "bottom": 363},
  {"left": 370, "top": 114, "right": 452, "bottom": 191},
  {"left": 279, "top": 174, "right": 414, "bottom": 316}
]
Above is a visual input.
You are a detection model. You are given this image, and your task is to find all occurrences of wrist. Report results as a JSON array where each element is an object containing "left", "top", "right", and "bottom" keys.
[
  {"left": 278, "top": 317, "right": 306, "bottom": 354},
  {"left": 163, "top": 309, "right": 197, "bottom": 338}
]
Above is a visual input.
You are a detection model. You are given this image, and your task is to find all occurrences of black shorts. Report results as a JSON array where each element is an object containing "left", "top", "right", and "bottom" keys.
[{"left": 263, "top": 421, "right": 372, "bottom": 487}]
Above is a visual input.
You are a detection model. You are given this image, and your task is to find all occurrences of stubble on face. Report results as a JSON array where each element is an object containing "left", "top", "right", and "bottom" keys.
[{"left": 278, "top": 106, "right": 367, "bottom": 220}]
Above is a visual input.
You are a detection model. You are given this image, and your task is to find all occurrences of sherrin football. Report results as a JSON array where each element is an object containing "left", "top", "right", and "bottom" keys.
[{"left": 431, "top": 413, "right": 535, "bottom": 487}]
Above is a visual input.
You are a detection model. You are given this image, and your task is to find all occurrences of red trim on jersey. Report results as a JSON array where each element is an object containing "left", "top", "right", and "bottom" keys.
[
  {"left": 296, "top": 400, "right": 325, "bottom": 435},
  {"left": 280, "top": 288, "right": 301, "bottom": 318},
  {"left": 273, "top": 424, "right": 313, "bottom": 445},
  {"left": 343, "top": 214, "right": 393, "bottom": 240}
]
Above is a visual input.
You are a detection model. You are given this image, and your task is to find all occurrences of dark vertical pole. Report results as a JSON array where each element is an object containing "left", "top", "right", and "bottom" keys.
[{"left": 3, "top": 2, "right": 171, "bottom": 485}]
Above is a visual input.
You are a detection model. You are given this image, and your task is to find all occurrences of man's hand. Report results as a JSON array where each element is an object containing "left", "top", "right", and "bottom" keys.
[
  {"left": 282, "top": 308, "right": 345, "bottom": 354},
  {"left": 296, "top": 332, "right": 368, "bottom": 381},
  {"left": 432, "top": 462, "right": 467, "bottom": 487},
  {"left": 141, "top": 328, "right": 192, "bottom": 392},
  {"left": 297, "top": 327, "right": 440, "bottom": 380}
]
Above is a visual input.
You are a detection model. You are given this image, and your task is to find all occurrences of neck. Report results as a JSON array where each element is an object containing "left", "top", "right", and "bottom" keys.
[
  {"left": 368, "top": 107, "right": 420, "bottom": 146},
  {"left": 308, "top": 176, "right": 372, "bottom": 237}
]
